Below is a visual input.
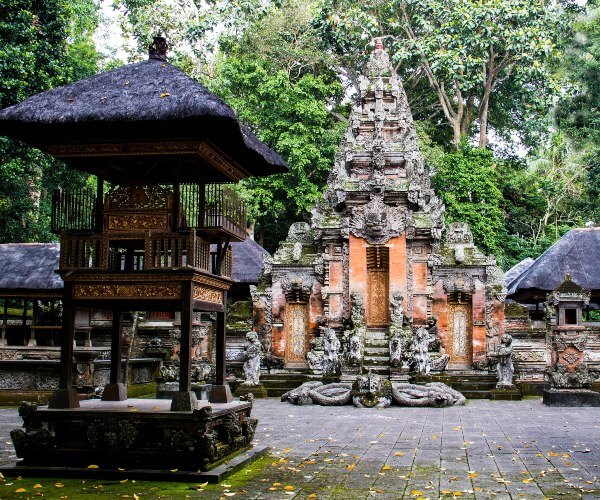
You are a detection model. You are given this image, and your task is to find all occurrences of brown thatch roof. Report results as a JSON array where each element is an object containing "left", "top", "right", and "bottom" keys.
[
  {"left": 507, "top": 228, "right": 600, "bottom": 300},
  {"left": 0, "top": 243, "right": 62, "bottom": 292},
  {"left": 0, "top": 57, "right": 286, "bottom": 182}
]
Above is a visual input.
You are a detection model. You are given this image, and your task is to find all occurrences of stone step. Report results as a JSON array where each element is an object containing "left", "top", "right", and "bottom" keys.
[
  {"left": 365, "top": 330, "right": 389, "bottom": 340},
  {"left": 363, "top": 347, "right": 389, "bottom": 355},
  {"left": 362, "top": 366, "right": 390, "bottom": 375},
  {"left": 363, "top": 356, "right": 391, "bottom": 364},
  {"left": 364, "top": 339, "right": 389, "bottom": 347}
]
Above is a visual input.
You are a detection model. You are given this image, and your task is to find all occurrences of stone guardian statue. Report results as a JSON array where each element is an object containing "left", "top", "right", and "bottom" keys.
[
  {"left": 494, "top": 334, "right": 515, "bottom": 388},
  {"left": 242, "top": 331, "right": 262, "bottom": 386}
]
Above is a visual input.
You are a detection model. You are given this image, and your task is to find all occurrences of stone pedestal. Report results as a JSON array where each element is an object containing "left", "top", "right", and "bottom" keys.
[
  {"left": 209, "top": 384, "right": 233, "bottom": 403},
  {"left": 234, "top": 384, "right": 268, "bottom": 399},
  {"left": 170, "top": 391, "right": 197, "bottom": 411},
  {"left": 543, "top": 389, "right": 600, "bottom": 407},
  {"left": 490, "top": 385, "right": 522, "bottom": 401},
  {"left": 48, "top": 388, "right": 80, "bottom": 409},
  {"left": 102, "top": 383, "right": 127, "bottom": 401}
]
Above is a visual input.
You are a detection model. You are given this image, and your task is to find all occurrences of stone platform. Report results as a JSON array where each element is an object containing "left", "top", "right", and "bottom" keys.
[
  {"left": 9, "top": 398, "right": 257, "bottom": 472},
  {"left": 543, "top": 388, "right": 600, "bottom": 407}
]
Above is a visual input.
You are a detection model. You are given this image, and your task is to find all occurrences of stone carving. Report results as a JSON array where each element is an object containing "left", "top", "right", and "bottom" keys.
[
  {"left": 352, "top": 371, "right": 393, "bottom": 408},
  {"left": 87, "top": 418, "right": 138, "bottom": 452},
  {"left": 546, "top": 364, "right": 595, "bottom": 389},
  {"left": 348, "top": 292, "right": 365, "bottom": 366},
  {"left": 389, "top": 291, "right": 405, "bottom": 367},
  {"left": 281, "top": 381, "right": 353, "bottom": 406},
  {"left": 242, "top": 331, "right": 262, "bottom": 386},
  {"left": 392, "top": 382, "right": 466, "bottom": 407},
  {"left": 306, "top": 337, "right": 324, "bottom": 372},
  {"left": 322, "top": 329, "right": 341, "bottom": 376},
  {"left": 350, "top": 190, "right": 406, "bottom": 245},
  {"left": 430, "top": 353, "right": 450, "bottom": 371},
  {"left": 491, "top": 334, "right": 515, "bottom": 388},
  {"left": 281, "top": 380, "right": 465, "bottom": 408},
  {"left": 412, "top": 326, "right": 431, "bottom": 375}
]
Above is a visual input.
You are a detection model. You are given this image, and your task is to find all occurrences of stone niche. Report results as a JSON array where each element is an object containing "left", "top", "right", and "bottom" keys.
[{"left": 251, "top": 40, "right": 505, "bottom": 383}]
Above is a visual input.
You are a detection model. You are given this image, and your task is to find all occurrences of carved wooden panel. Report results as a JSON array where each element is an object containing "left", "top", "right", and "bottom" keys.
[
  {"left": 73, "top": 284, "right": 180, "bottom": 299},
  {"left": 285, "top": 303, "right": 309, "bottom": 364},
  {"left": 367, "top": 270, "right": 389, "bottom": 327},
  {"left": 448, "top": 302, "right": 472, "bottom": 364},
  {"left": 193, "top": 285, "right": 223, "bottom": 304}
]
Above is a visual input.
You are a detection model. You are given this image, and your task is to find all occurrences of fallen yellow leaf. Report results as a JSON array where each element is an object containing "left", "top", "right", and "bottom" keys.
[
  {"left": 55, "top": 483, "right": 64, "bottom": 488},
  {"left": 284, "top": 485, "right": 295, "bottom": 491},
  {"left": 441, "top": 490, "right": 452, "bottom": 494},
  {"left": 198, "top": 482, "right": 208, "bottom": 487},
  {"left": 170, "top": 469, "right": 178, "bottom": 472},
  {"left": 308, "top": 495, "right": 318, "bottom": 499},
  {"left": 410, "top": 490, "right": 423, "bottom": 496},
  {"left": 273, "top": 482, "right": 282, "bottom": 487},
  {"left": 87, "top": 464, "right": 99, "bottom": 469},
  {"left": 119, "top": 479, "right": 128, "bottom": 483},
  {"left": 15, "top": 488, "right": 26, "bottom": 493},
  {"left": 223, "top": 493, "right": 236, "bottom": 497},
  {"left": 283, "top": 447, "right": 291, "bottom": 452},
  {"left": 394, "top": 451, "right": 406, "bottom": 456},
  {"left": 306, "top": 460, "right": 315, "bottom": 465},
  {"left": 160, "top": 92, "right": 171, "bottom": 98},
  {"left": 523, "top": 478, "right": 533, "bottom": 483},
  {"left": 33, "top": 484, "right": 42, "bottom": 489},
  {"left": 382, "top": 465, "right": 391, "bottom": 471},
  {"left": 453, "top": 492, "right": 463, "bottom": 497}
]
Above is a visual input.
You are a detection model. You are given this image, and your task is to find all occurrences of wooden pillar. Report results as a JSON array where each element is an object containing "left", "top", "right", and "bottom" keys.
[
  {"left": 102, "top": 309, "right": 126, "bottom": 401},
  {"left": 95, "top": 177, "right": 104, "bottom": 233},
  {"left": 172, "top": 182, "right": 180, "bottom": 233},
  {"left": 49, "top": 283, "right": 79, "bottom": 408},
  {"left": 171, "top": 281, "right": 197, "bottom": 411},
  {"left": 179, "top": 282, "right": 193, "bottom": 393},
  {"left": 28, "top": 300, "right": 38, "bottom": 346},
  {"left": 209, "top": 290, "right": 233, "bottom": 403},
  {"left": 1, "top": 298, "right": 8, "bottom": 346}
]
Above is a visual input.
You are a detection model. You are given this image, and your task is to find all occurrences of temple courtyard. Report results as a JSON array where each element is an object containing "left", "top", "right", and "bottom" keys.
[{"left": 0, "top": 398, "right": 598, "bottom": 499}]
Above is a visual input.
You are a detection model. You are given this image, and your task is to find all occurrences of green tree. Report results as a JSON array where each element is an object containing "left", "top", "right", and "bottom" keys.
[
  {"left": 315, "top": 0, "right": 568, "bottom": 148},
  {"left": 555, "top": 2, "right": 600, "bottom": 225},
  {"left": 432, "top": 142, "right": 505, "bottom": 256},
  {"left": 0, "top": 0, "right": 100, "bottom": 243}
]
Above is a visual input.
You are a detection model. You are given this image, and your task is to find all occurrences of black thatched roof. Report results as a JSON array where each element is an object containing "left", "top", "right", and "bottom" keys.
[
  {"left": 507, "top": 228, "right": 600, "bottom": 299},
  {"left": 212, "top": 238, "right": 268, "bottom": 284},
  {"left": 504, "top": 258, "right": 535, "bottom": 287},
  {"left": 0, "top": 57, "right": 286, "bottom": 182},
  {"left": 0, "top": 243, "right": 62, "bottom": 292},
  {"left": 230, "top": 237, "right": 269, "bottom": 284}
]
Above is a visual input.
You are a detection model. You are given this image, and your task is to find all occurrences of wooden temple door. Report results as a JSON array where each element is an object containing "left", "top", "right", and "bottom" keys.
[
  {"left": 447, "top": 294, "right": 473, "bottom": 365},
  {"left": 366, "top": 246, "right": 389, "bottom": 327},
  {"left": 284, "top": 303, "right": 309, "bottom": 365}
]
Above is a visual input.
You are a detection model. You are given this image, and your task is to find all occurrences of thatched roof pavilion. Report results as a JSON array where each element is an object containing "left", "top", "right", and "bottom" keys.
[
  {"left": 0, "top": 37, "right": 286, "bottom": 183},
  {"left": 506, "top": 227, "right": 600, "bottom": 303}
]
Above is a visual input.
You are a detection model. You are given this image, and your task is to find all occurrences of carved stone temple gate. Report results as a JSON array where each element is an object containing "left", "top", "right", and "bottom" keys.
[{"left": 251, "top": 39, "right": 506, "bottom": 389}]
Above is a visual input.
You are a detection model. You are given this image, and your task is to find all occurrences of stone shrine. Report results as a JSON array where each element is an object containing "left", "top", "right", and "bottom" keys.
[{"left": 251, "top": 40, "right": 506, "bottom": 389}]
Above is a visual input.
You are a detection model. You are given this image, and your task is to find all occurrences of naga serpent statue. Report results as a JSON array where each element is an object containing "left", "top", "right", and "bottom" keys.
[{"left": 281, "top": 378, "right": 465, "bottom": 408}]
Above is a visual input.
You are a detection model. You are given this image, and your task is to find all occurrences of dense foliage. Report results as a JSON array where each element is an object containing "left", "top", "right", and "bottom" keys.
[
  {"left": 0, "top": 0, "right": 99, "bottom": 243},
  {"left": 0, "top": 0, "right": 598, "bottom": 269}
]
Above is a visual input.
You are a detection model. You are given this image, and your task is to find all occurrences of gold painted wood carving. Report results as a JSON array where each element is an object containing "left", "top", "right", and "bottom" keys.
[
  {"left": 192, "top": 285, "right": 223, "bottom": 304},
  {"left": 74, "top": 284, "right": 180, "bottom": 299},
  {"left": 285, "top": 303, "right": 309, "bottom": 364},
  {"left": 108, "top": 214, "right": 169, "bottom": 230},
  {"left": 448, "top": 302, "right": 472, "bottom": 364},
  {"left": 367, "top": 270, "right": 389, "bottom": 327}
]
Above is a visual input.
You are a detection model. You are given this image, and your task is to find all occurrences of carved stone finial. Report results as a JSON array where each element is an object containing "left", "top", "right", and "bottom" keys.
[{"left": 149, "top": 35, "right": 168, "bottom": 61}]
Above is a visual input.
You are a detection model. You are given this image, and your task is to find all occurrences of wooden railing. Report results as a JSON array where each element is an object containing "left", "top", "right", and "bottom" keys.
[
  {"left": 210, "top": 245, "right": 233, "bottom": 279},
  {"left": 145, "top": 233, "right": 210, "bottom": 271},
  {"left": 60, "top": 236, "right": 104, "bottom": 270},
  {"left": 181, "top": 183, "right": 246, "bottom": 240},
  {"left": 52, "top": 189, "right": 96, "bottom": 232}
]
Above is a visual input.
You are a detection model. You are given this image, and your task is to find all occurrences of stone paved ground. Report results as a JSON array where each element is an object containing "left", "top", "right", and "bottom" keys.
[{"left": 1, "top": 398, "right": 599, "bottom": 499}]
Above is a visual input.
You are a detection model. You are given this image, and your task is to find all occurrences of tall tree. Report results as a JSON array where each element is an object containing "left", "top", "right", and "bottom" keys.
[
  {"left": 315, "top": 0, "right": 568, "bottom": 148},
  {"left": 0, "top": 0, "right": 100, "bottom": 243}
]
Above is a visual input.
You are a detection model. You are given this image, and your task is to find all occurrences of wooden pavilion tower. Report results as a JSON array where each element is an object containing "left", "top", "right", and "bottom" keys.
[{"left": 0, "top": 37, "right": 286, "bottom": 471}]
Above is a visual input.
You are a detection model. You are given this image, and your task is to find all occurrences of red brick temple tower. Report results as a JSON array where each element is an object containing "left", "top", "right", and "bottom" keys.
[{"left": 252, "top": 40, "right": 506, "bottom": 389}]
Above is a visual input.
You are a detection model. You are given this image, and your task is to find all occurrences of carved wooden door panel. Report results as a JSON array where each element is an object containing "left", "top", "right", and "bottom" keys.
[
  {"left": 366, "top": 246, "right": 389, "bottom": 327},
  {"left": 285, "top": 303, "right": 309, "bottom": 364},
  {"left": 447, "top": 303, "right": 472, "bottom": 364}
]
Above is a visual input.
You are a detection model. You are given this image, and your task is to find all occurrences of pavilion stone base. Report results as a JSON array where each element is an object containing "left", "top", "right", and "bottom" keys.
[
  {"left": 543, "top": 389, "right": 600, "bottom": 407},
  {"left": 234, "top": 383, "right": 268, "bottom": 399},
  {"left": 9, "top": 398, "right": 257, "bottom": 472},
  {"left": 490, "top": 386, "right": 522, "bottom": 401}
]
